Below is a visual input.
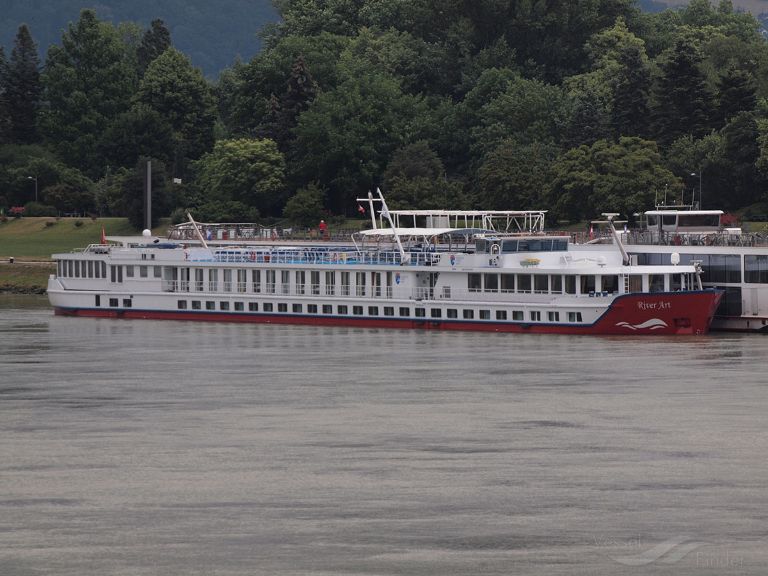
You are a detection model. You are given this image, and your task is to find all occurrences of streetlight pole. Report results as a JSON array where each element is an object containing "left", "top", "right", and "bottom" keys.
[
  {"left": 690, "top": 169, "right": 703, "bottom": 208},
  {"left": 27, "top": 176, "right": 38, "bottom": 203}
]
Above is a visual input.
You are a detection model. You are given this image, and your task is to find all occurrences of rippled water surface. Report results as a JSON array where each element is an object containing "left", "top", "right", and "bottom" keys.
[{"left": 1, "top": 295, "right": 767, "bottom": 575}]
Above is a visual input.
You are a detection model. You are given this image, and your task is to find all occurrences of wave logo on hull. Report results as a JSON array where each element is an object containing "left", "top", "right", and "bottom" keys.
[
  {"left": 609, "top": 535, "right": 710, "bottom": 566},
  {"left": 615, "top": 318, "right": 668, "bottom": 331}
]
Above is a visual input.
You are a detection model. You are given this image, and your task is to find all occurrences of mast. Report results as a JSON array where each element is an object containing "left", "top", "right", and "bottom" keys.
[
  {"left": 594, "top": 213, "right": 630, "bottom": 265},
  {"left": 186, "top": 212, "right": 209, "bottom": 249},
  {"left": 377, "top": 188, "right": 409, "bottom": 264}
]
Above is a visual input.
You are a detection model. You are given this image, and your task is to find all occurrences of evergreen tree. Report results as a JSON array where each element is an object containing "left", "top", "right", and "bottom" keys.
[
  {"left": 6, "top": 24, "right": 42, "bottom": 144},
  {"left": 716, "top": 66, "right": 757, "bottom": 129},
  {"left": 719, "top": 112, "right": 763, "bottom": 208},
  {"left": 612, "top": 43, "right": 651, "bottom": 138},
  {"left": 41, "top": 10, "right": 136, "bottom": 176},
  {"left": 258, "top": 55, "right": 317, "bottom": 151},
  {"left": 565, "top": 91, "right": 611, "bottom": 148},
  {"left": 257, "top": 93, "right": 286, "bottom": 146},
  {"left": 652, "top": 38, "right": 714, "bottom": 145},
  {"left": 0, "top": 47, "right": 11, "bottom": 144},
  {"left": 283, "top": 56, "right": 316, "bottom": 125},
  {"left": 137, "top": 47, "right": 216, "bottom": 175},
  {"left": 137, "top": 19, "right": 172, "bottom": 75}
]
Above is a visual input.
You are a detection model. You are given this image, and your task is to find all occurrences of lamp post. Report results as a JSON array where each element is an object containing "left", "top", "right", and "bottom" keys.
[
  {"left": 27, "top": 175, "right": 38, "bottom": 203},
  {"left": 690, "top": 169, "right": 702, "bottom": 209}
]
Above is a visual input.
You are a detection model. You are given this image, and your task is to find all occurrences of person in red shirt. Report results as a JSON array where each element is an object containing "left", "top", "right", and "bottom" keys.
[{"left": 319, "top": 219, "right": 328, "bottom": 239}]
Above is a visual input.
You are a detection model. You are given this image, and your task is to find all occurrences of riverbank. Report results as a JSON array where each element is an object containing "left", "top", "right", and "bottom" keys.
[
  {"left": 0, "top": 217, "right": 165, "bottom": 293},
  {"left": 0, "top": 261, "right": 55, "bottom": 294}
]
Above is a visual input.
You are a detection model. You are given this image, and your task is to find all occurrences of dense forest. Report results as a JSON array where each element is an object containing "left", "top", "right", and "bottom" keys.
[{"left": 2, "top": 0, "right": 768, "bottom": 230}]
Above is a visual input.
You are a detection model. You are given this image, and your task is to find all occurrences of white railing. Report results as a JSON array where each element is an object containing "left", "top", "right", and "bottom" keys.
[{"left": 203, "top": 249, "right": 443, "bottom": 267}]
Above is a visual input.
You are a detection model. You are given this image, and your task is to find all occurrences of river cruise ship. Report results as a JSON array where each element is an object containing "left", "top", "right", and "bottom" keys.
[
  {"left": 47, "top": 195, "right": 722, "bottom": 335},
  {"left": 610, "top": 208, "right": 768, "bottom": 333}
]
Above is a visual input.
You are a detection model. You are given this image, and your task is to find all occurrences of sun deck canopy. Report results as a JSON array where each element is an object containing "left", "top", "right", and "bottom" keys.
[{"left": 358, "top": 227, "right": 490, "bottom": 238}]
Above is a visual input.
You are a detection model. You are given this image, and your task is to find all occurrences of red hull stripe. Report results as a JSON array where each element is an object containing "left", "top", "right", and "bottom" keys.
[{"left": 54, "top": 289, "right": 722, "bottom": 335}]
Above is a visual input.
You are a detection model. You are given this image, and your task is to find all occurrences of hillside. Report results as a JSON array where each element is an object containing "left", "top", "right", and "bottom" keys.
[
  {"left": 0, "top": 0, "right": 278, "bottom": 78},
  {"left": 644, "top": 0, "right": 768, "bottom": 13}
]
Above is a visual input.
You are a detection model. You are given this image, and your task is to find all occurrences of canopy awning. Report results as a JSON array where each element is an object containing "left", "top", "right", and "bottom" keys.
[{"left": 358, "top": 227, "right": 489, "bottom": 238}]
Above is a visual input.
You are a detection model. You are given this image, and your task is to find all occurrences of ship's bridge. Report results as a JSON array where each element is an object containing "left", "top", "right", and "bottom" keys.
[{"left": 474, "top": 236, "right": 570, "bottom": 254}]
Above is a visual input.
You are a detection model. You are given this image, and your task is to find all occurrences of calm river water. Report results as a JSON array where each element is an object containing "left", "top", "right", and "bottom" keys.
[{"left": 1, "top": 295, "right": 767, "bottom": 575}]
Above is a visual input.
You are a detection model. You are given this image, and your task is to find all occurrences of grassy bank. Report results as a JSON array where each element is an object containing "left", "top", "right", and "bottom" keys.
[
  {"left": 0, "top": 262, "right": 55, "bottom": 293},
  {"left": 0, "top": 217, "right": 166, "bottom": 293},
  {"left": 0, "top": 217, "right": 166, "bottom": 260}
]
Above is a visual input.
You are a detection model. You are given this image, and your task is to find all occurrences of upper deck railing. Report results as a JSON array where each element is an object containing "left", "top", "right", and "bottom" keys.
[
  {"left": 201, "top": 249, "right": 442, "bottom": 267},
  {"left": 622, "top": 230, "right": 768, "bottom": 248}
]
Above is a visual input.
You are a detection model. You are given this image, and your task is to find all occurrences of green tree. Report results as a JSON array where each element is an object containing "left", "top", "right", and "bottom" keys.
[
  {"left": 98, "top": 104, "right": 175, "bottom": 169},
  {"left": 611, "top": 37, "right": 651, "bottom": 138},
  {"left": 115, "top": 158, "right": 171, "bottom": 229},
  {"left": 219, "top": 33, "right": 350, "bottom": 136},
  {"left": 0, "top": 143, "right": 93, "bottom": 208},
  {"left": 550, "top": 137, "right": 678, "bottom": 221},
  {"left": 477, "top": 140, "right": 557, "bottom": 210},
  {"left": 41, "top": 10, "right": 136, "bottom": 176},
  {"left": 42, "top": 183, "right": 95, "bottom": 215},
  {"left": 137, "top": 19, "right": 171, "bottom": 75},
  {"left": 716, "top": 66, "right": 757, "bottom": 129},
  {"left": 382, "top": 141, "right": 467, "bottom": 209},
  {"left": 137, "top": 47, "right": 216, "bottom": 175},
  {"left": 717, "top": 112, "right": 763, "bottom": 208},
  {"left": 6, "top": 24, "right": 41, "bottom": 144},
  {"left": 652, "top": 37, "right": 714, "bottom": 144},
  {"left": 283, "top": 181, "right": 326, "bottom": 227},
  {"left": 194, "top": 138, "right": 286, "bottom": 216},
  {"left": 292, "top": 71, "right": 427, "bottom": 213},
  {"left": 336, "top": 28, "right": 443, "bottom": 96},
  {"left": 258, "top": 55, "right": 317, "bottom": 150},
  {"left": 470, "top": 73, "right": 567, "bottom": 157},
  {"left": 0, "top": 48, "right": 11, "bottom": 144},
  {"left": 563, "top": 88, "right": 611, "bottom": 148},
  {"left": 272, "top": 0, "right": 410, "bottom": 38}
]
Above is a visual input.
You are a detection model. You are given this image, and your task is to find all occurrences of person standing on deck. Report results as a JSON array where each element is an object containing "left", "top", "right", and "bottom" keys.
[{"left": 319, "top": 219, "right": 328, "bottom": 239}]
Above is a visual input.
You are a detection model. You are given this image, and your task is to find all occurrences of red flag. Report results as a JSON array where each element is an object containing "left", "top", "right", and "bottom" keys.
[
  {"left": 357, "top": 203, "right": 365, "bottom": 215},
  {"left": 100, "top": 226, "right": 107, "bottom": 244}
]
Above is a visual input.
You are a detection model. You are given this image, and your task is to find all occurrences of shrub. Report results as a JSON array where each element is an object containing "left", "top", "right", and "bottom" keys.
[
  {"left": 45, "top": 220, "right": 56, "bottom": 227},
  {"left": 23, "top": 202, "right": 57, "bottom": 217},
  {"left": 74, "top": 220, "right": 84, "bottom": 227}
]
